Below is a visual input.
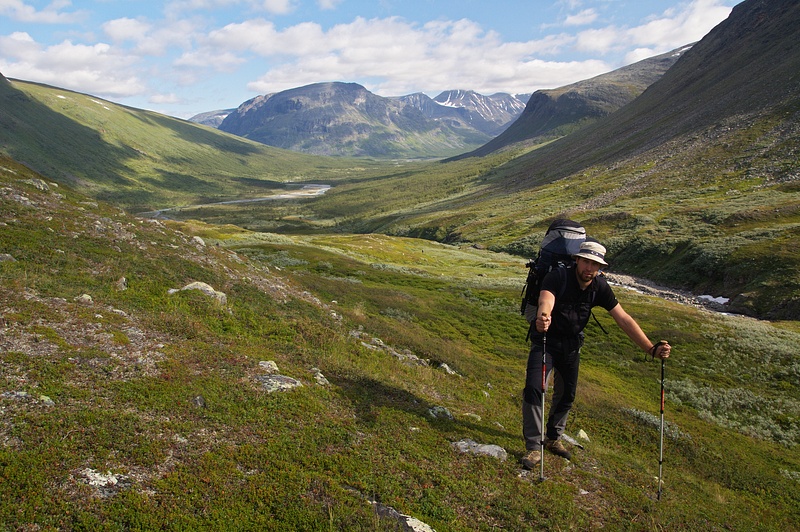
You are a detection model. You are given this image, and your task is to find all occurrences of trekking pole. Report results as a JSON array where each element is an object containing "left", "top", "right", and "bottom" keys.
[
  {"left": 649, "top": 340, "right": 668, "bottom": 501},
  {"left": 540, "top": 316, "right": 548, "bottom": 482},
  {"left": 657, "top": 355, "right": 666, "bottom": 500}
]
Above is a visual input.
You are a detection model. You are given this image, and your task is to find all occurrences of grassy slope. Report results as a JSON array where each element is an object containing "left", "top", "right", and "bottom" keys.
[
  {"left": 151, "top": 121, "right": 799, "bottom": 323},
  {"left": 170, "top": 107, "right": 800, "bottom": 320},
  {"left": 0, "top": 79, "right": 392, "bottom": 212},
  {"left": 1, "top": 158, "right": 798, "bottom": 530}
]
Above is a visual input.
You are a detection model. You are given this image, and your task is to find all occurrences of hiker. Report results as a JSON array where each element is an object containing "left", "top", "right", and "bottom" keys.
[{"left": 521, "top": 240, "right": 671, "bottom": 469}]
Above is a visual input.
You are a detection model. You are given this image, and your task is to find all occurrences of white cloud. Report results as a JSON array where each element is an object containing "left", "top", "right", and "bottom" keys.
[
  {"left": 237, "top": 17, "right": 610, "bottom": 96},
  {"left": 164, "top": 0, "right": 296, "bottom": 16},
  {"left": 0, "top": 0, "right": 83, "bottom": 23},
  {"left": 318, "top": 0, "right": 342, "bottom": 10},
  {"left": 207, "top": 19, "right": 283, "bottom": 53},
  {"left": 564, "top": 9, "right": 598, "bottom": 27},
  {"left": 627, "top": 0, "right": 732, "bottom": 48},
  {"left": 257, "top": 0, "right": 295, "bottom": 14},
  {"left": 102, "top": 17, "right": 153, "bottom": 43},
  {"left": 102, "top": 17, "right": 196, "bottom": 56},
  {"left": 624, "top": 47, "right": 660, "bottom": 64},
  {"left": 575, "top": 0, "right": 733, "bottom": 59},
  {"left": 0, "top": 32, "right": 146, "bottom": 97},
  {"left": 575, "top": 26, "right": 620, "bottom": 54}
]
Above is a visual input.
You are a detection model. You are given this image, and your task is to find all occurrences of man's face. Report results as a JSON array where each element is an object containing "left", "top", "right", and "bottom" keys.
[{"left": 575, "top": 257, "right": 602, "bottom": 284}]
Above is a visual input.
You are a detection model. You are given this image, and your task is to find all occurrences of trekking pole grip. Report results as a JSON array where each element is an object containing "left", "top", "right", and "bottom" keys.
[{"left": 649, "top": 340, "right": 669, "bottom": 360}]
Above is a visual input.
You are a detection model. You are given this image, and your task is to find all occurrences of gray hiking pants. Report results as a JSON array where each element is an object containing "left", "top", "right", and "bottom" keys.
[{"left": 522, "top": 339, "right": 581, "bottom": 450}]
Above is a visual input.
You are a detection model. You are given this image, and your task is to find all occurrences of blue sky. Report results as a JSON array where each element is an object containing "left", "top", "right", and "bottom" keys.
[{"left": 0, "top": 0, "right": 743, "bottom": 119}]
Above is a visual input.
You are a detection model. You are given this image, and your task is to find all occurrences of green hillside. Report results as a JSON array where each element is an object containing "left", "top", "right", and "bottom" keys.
[
  {"left": 1, "top": 159, "right": 798, "bottom": 530},
  {"left": 0, "top": 77, "right": 391, "bottom": 212}
]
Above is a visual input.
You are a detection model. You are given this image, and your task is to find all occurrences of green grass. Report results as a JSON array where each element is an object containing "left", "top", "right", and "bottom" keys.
[
  {"left": 2, "top": 65, "right": 800, "bottom": 528},
  {"left": 2, "top": 159, "right": 799, "bottom": 530}
]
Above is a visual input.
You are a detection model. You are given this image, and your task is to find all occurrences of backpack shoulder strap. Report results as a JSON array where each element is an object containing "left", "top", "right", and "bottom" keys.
[{"left": 554, "top": 263, "right": 570, "bottom": 300}]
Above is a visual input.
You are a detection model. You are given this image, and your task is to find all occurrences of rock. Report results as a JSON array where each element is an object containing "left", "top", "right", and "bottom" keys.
[
  {"left": 577, "top": 429, "right": 590, "bottom": 441},
  {"left": 259, "top": 360, "right": 280, "bottom": 373},
  {"left": 115, "top": 277, "right": 128, "bottom": 291},
  {"left": 427, "top": 406, "right": 453, "bottom": 420},
  {"left": 310, "top": 367, "right": 330, "bottom": 386},
  {"left": 561, "top": 433, "right": 585, "bottom": 449},
  {"left": 192, "top": 236, "right": 206, "bottom": 247},
  {"left": 351, "top": 329, "right": 429, "bottom": 366},
  {"left": 439, "top": 363, "right": 459, "bottom": 375},
  {"left": 168, "top": 281, "right": 227, "bottom": 305},
  {"left": 38, "top": 395, "right": 55, "bottom": 406},
  {"left": 1, "top": 391, "right": 29, "bottom": 400},
  {"left": 78, "top": 468, "right": 129, "bottom": 498},
  {"left": 451, "top": 438, "right": 508, "bottom": 461},
  {"left": 0, "top": 253, "right": 15, "bottom": 262},
  {"left": 370, "top": 499, "right": 437, "bottom": 532},
  {"left": 23, "top": 178, "right": 49, "bottom": 191},
  {"left": 256, "top": 374, "right": 303, "bottom": 393},
  {"left": 74, "top": 294, "right": 93, "bottom": 305},
  {"left": 192, "top": 395, "right": 206, "bottom": 408},
  {"left": 81, "top": 468, "right": 119, "bottom": 487}
]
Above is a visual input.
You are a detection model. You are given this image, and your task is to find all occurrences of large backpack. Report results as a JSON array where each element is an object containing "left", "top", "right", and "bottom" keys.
[{"left": 520, "top": 219, "right": 586, "bottom": 324}]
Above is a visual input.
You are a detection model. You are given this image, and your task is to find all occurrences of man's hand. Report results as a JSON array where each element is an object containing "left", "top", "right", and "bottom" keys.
[
  {"left": 651, "top": 341, "right": 671, "bottom": 359},
  {"left": 536, "top": 313, "right": 551, "bottom": 333}
]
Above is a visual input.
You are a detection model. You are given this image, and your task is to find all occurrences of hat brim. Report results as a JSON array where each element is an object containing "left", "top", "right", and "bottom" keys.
[{"left": 573, "top": 252, "right": 608, "bottom": 266}]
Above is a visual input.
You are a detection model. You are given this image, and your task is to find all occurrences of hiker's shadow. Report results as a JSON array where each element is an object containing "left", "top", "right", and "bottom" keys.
[{"left": 333, "top": 374, "right": 513, "bottom": 441}]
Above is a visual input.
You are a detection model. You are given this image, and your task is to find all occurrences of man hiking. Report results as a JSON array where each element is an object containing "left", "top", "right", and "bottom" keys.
[{"left": 522, "top": 240, "right": 671, "bottom": 469}]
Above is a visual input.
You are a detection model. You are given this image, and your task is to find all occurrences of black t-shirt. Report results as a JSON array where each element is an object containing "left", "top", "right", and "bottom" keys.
[{"left": 540, "top": 266, "right": 618, "bottom": 337}]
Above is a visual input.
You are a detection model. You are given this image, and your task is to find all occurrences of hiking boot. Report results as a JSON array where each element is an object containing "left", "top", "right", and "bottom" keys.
[
  {"left": 521, "top": 449, "right": 541, "bottom": 470},
  {"left": 544, "top": 438, "right": 572, "bottom": 460}
]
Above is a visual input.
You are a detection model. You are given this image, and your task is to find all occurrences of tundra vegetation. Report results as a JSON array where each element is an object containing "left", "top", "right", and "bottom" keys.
[
  {"left": 1, "top": 10, "right": 800, "bottom": 523},
  {"left": 1, "top": 154, "right": 798, "bottom": 530}
]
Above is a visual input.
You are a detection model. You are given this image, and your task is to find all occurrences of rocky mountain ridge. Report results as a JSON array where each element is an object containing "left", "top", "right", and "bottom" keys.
[
  {"left": 460, "top": 45, "right": 691, "bottom": 158},
  {"left": 195, "top": 43, "right": 681, "bottom": 160},
  {"left": 192, "top": 88, "right": 528, "bottom": 141},
  {"left": 212, "top": 82, "right": 518, "bottom": 158}
]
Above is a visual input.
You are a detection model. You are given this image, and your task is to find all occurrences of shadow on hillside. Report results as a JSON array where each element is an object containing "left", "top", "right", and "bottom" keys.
[
  {"left": 131, "top": 111, "right": 263, "bottom": 156},
  {"left": 0, "top": 79, "right": 137, "bottom": 189},
  {"left": 0, "top": 79, "right": 260, "bottom": 208},
  {"left": 334, "top": 375, "right": 514, "bottom": 442}
]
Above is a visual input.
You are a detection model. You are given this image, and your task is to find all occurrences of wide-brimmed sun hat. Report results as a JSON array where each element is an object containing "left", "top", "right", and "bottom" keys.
[{"left": 573, "top": 241, "right": 608, "bottom": 266}]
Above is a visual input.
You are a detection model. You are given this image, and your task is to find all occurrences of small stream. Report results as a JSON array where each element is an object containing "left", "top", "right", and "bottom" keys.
[{"left": 137, "top": 184, "right": 331, "bottom": 219}]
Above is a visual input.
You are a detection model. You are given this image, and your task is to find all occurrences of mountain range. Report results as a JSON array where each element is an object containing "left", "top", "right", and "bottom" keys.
[
  {"left": 195, "top": 84, "right": 525, "bottom": 158},
  {"left": 189, "top": 46, "right": 686, "bottom": 160}
]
